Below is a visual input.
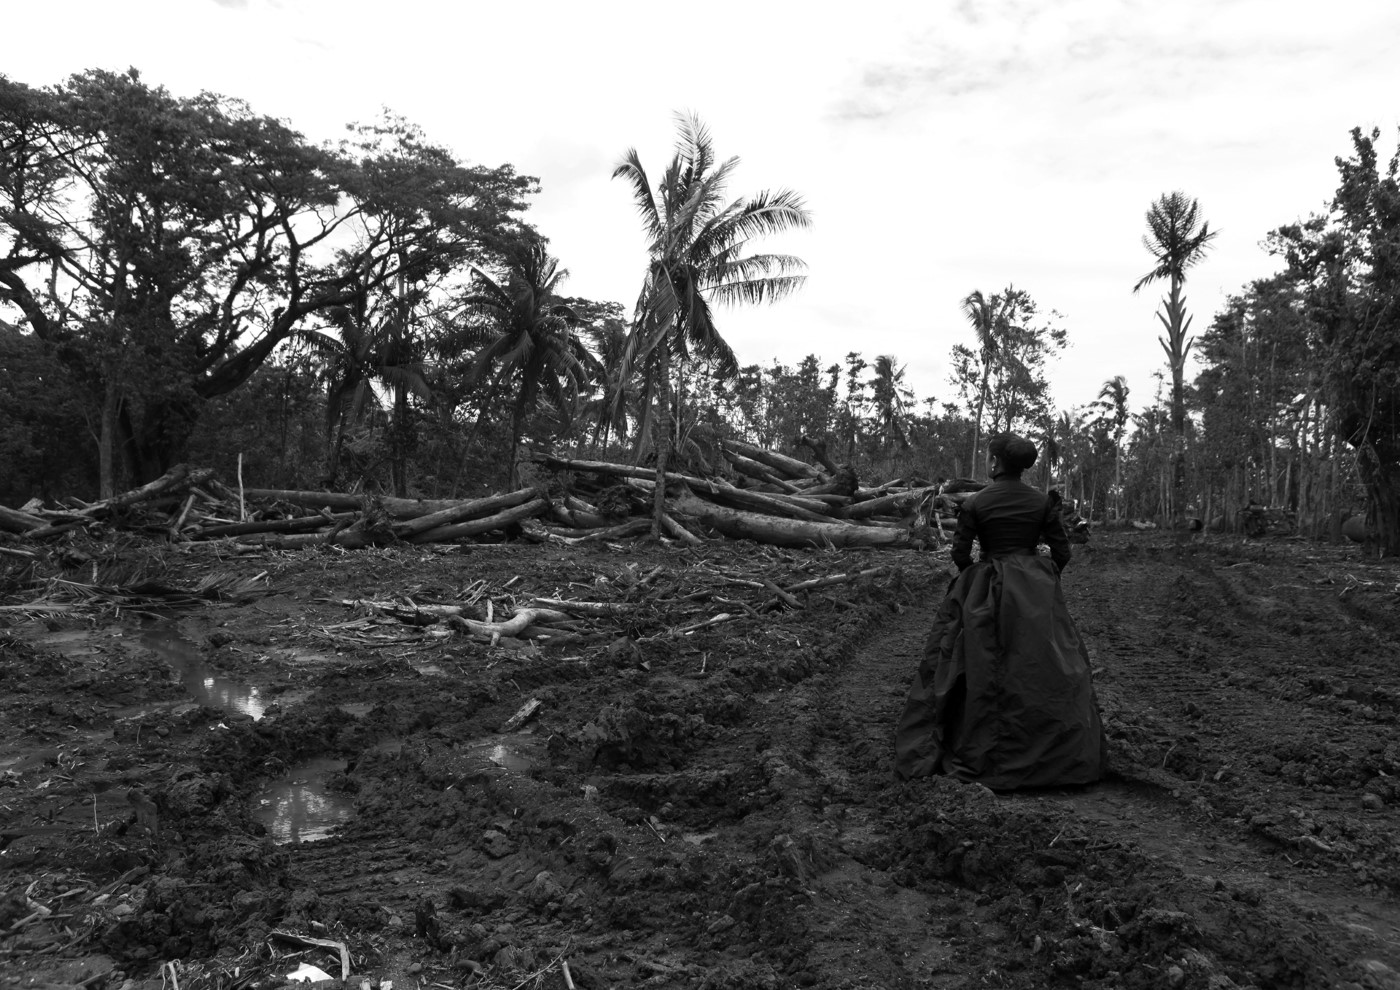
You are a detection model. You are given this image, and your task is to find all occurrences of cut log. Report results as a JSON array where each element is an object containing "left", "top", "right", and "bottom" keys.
[
  {"left": 393, "top": 487, "right": 543, "bottom": 538},
  {"left": 725, "top": 440, "right": 825, "bottom": 481},
  {"left": 659, "top": 512, "right": 705, "bottom": 546},
  {"left": 672, "top": 492, "right": 919, "bottom": 549},
  {"left": 20, "top": 465, "right": 216, "bottom": 539},
  {"left": 239, "top": 488, "right": 497, "bottom": 520},
  {"left": 0, "top": 504, "right": 45, "bottom": 534},
  {"left": 551, "top": 517, "right": 653, "bottom": 543},
  {"left": 195, "top": 513, "right": 357, "bottom": 539},
  {"left": 550, "top": 501, "right": 610, "bottom": 530},
  {"left": 688, "top": 481, "right": 835, "bottom": 524},
  {"left": 531, "top": 456, "right": 656, "bottom": 482},
  {"left": 84, "top": 465, "right": 216, "bottom": 518},
  {"left": 233, "top": 498, "right": 548, "bottom": 549},
  {"left": 406, "top": 497, "right": 550, "bottom": 543},
  {"left": 842, "top": 486, "right": 939, "bottom": 520},
  {"left": 719, "top": 448, "right": 802, "bottom": 492}
]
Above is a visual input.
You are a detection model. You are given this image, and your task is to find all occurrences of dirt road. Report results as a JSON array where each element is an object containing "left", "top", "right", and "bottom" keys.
[{"left": 1, "top": 534, "right": 1398, "bottom": 989}]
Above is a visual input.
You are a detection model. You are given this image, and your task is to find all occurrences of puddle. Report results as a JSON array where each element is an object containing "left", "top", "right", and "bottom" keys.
[
  {"left": 138, "top": 625, "right": 297, "bottom": 720},
  {"left": 459, "top": 733, "right": 541, "bottom": 774},
  {"left": 35, "top": 627, "right": 114, "bottom": 659},
  {"left": 254, "top": 758, "right": 355, "bottom": 844}
]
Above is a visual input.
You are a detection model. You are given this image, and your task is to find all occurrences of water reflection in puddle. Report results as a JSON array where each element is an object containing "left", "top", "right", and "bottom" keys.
[
  {"left": 254, "top": 758, "right": 355, "bottom": 844},
  {"left": 460, "top": 733, "right": 540, "bottom": 773},
  {"left": 139, "top": 626, "right": 274, "bottom": 719},
  {"left": 117, "top": 624, "right": 357, "bottom": 843},
  {"left": 137, "top": 625, "right": 313, "bottom": 720}
]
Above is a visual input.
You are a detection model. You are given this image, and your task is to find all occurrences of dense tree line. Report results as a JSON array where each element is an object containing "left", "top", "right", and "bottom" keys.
[{"left": 2, "top": 70, "right": 1396, "bottom": 553}]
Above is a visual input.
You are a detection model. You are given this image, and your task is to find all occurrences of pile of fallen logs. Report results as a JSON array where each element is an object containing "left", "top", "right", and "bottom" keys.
[
  {"left": 529, "top": 437, "right": 965, "bottom": 549},
  {"left": 0, "top": 465, "right": 218, "bottom": 545},
  {"left": 2, "top": 442, "right": 1070, "bottom": 553}
]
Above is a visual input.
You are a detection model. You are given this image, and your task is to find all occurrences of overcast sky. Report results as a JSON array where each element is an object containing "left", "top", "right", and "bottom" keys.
[{"left": 8, "top": 0, "right": 1399, "bottom": 420}]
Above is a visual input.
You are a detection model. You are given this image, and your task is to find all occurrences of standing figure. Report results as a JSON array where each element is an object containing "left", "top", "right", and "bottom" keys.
[{"left": 894, "top": 433, "right": 1105, "bottom": 788}]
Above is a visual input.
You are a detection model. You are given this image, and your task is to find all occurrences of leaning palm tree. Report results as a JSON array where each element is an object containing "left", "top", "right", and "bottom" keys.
[
  {"left": 456, "top": 238, "right": 599, "bottom": 487},
  {"left": 614, "top": 112, "right": 812, "bottom": 535},
  {"left": 1097, "top": 375, "right": 1131, "bottom": 521},
  {"left": 1134, "top": 191, "right": 1217, "bottom": 518}
]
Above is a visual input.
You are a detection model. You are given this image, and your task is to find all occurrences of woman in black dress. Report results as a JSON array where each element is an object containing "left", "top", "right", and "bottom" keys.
[{"left": 894, "top": 433, "right": 1105, "bottom": 788}]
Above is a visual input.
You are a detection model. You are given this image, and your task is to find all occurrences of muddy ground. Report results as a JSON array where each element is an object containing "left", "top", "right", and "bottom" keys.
[{"left": 1, "top": 531, "right": 1399, "bottom": 990}]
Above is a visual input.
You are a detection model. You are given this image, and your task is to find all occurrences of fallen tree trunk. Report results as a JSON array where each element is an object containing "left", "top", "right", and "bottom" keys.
[
  {"left": 230, "top": 498, "right": 549, "bottom": 549},
  {"left": 18, "top": 466, "right": 218, "bottom": 540},
  {"left": 239, "top": 488, "right": 480, "bottom": 520},
  {"left": 84, "top": 465, "right": 216, "bottom": 519},
  {"left": 720, "top": 448, "right": 802, "bottom": 492},
  {"left": 406, "top": 497, "right": 550, "bottom": 543},
  {"left": 393, "top": 487, "right": 542, "bottom": 538},
  {"left": 543, "top": 517, "right": 652, "bottom": 544},
  {"left": 0, "top": 504, "right": 45, "bottom": 534},
  {"left": 672, "top": 492, "right": 919, "bottom": 549},
  {"left": 692, "top": 481, "right": 836, "bottom": 524},
  {"left": 660, "top": 512, "right": 706, "bottom": 546},
  {"left": 531, "top": 456, "right": 656, "bottom": 483},
  {"left": 195, "top": 512, "right": 356, "bottom": 539},
  {"left": 726, "top": 439, "right": 825, "bottom": 481},
  {"left": 842, "top": 486, "right": 939, "bottom": 520}
]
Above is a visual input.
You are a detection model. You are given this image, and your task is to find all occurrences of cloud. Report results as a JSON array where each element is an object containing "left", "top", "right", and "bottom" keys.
[{"left": 209, "top": 0, "right": 248, "bottom": 7}]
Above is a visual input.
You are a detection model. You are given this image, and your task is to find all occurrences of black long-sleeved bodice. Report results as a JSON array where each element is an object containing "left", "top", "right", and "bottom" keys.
[{"left": 950, "top": 475, "right": 1071, "bottom": 573}]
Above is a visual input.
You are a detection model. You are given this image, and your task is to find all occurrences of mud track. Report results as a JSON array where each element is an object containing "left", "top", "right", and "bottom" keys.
[{"left": 1, "top": 535, "right": 1398, "bottom": 989}]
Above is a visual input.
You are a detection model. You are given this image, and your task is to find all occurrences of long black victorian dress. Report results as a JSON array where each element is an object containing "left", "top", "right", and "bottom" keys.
[{"left": 894, "top": 474, "right": 1106, "bottom": 788}]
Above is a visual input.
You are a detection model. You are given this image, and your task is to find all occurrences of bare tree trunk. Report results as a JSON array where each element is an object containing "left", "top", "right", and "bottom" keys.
[
  {"left": 1161, "top": 275, "right": 1190, "bottom": 522},
  {"left": 99, "top": 378, "right": 120, "bottom": 500},
  {"left": 969, "top": 374, "right": 988, "bottom": 475},
  {"left": 651, "top": 343, "right": 672, "bottom": 538}
]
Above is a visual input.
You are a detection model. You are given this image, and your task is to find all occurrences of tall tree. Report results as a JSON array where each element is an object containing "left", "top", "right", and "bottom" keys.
[
  {"left": 952, "top": 286, "right": 1063, "bottom": 473},
  {"left": 1273, "top": 127, "right": 1400, "bottom": 554},
  {"left": 454, "top": 237, "right": 598, "bottom": 487},
  {"left": 1133, "top": 191, "right": 1218, "bottom": 519},
  {"left": 961, "top": 288, "right": 1020, "bottom": 471},
  {"left": 298, "top": 290, "right": 432, "bottom": 489},
  {"left": 613, "top": 112, "right": 811, "bottom": 535},
  {"left": 1097, "top": 375, "right": 1130, "bottom": 521},
  {"left": 868, "top": 354, "right": 912, "bottom": 458},
  {"left": 0, "top": 71, "right": 535, "bottom": 491}
]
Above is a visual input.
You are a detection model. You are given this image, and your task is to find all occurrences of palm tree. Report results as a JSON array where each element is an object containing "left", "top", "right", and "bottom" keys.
[
  {"left": 1097, "top": 375, "right": 1131, "bottom": 521},
  {"left": 1134, "top": 191, "right": 1217, "bottom": 518},
  {"left": 963, "top": 287, "right": 1025, "bottom": 472},
  {"left": 456, "top": 238, "right": 599, "bottom": 487},
  {"left": 301, "top": 298, "right": 432, "bottom": 489},
  {"left": 579, "top": 316, "right": 635, "bottom": 455},
  {"left": 869, "top": 354, "right": 912, "bottom": 460},
  {"left": 613, "top": 112, "right": 812, "bottom": 534}
]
